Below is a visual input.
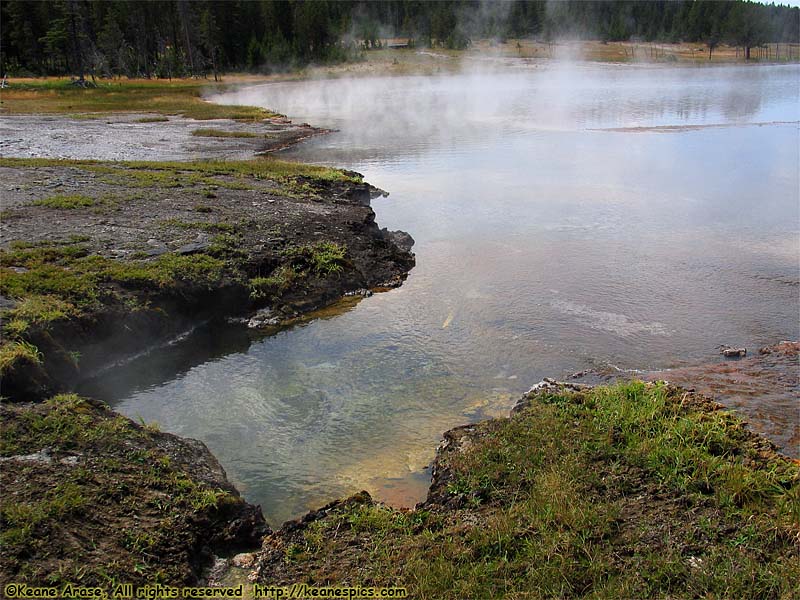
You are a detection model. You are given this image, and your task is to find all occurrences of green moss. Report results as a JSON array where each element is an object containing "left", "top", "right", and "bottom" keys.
[
  {"left": 191, "top": 128, "right": 261, "bottom": 138},
  {"left": 0, "top": 395, "right": 242, "bottom": 586},
  {"left": 2, "top": 294, "right": 78, "bottom": 337},
  {"left": 247, "top": 242, "right": 347, "bottom": 300},
  {"left": 111, "top": 253, "right": 228, "bottom": 289},
  {"left": 0, "top": 157, "right": 361, "bottom": 185},
  {"left": 207, "top": 232, "right": 247, "bottom": 263},
  {"left": 0, "top": 481, "right": 87, "bottom": 548},
  {"left": 135, "top": 116, "right": 169, "bottom": 123},
  {"left": 248, "top": 267, "right": 296, "bottom": 299},
  {"left": 0, "top": 243, "right": 228, "bottom": 320},
  {"left": 32, "top": 194, "right": 95, "bottom": 209},
  {"left": 65, "top": 113, "right": 109, "bottom": 120}
]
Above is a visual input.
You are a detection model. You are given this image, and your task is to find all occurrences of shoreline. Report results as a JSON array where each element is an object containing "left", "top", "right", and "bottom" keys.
[
  {"left": 221, "top": 379, "right": 799, "bottom": 597},
  {"left": 1, "top": 71, "right": 797, "bottom": 593}
]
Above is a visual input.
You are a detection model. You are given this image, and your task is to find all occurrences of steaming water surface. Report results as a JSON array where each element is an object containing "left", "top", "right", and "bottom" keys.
[{"left": 85, "top": 62, "right": 799, "bottom": 525}]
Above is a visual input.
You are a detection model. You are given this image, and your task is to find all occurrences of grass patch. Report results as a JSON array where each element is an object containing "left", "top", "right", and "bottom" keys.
[
  {"left": 248, "top": 267, "right": 296, "bottom": 299},
  {"left": 135, "top": 116, "right": 169, "bottom": 123},
  {"left": 254, "top": 381, "right": 800, "bottom": 599},
  {"left": 249, "top": 242, "right": 347, "bottom": 299},
  {"left": 0, "top": 243, "right": 228, "bottom": 322},
  {"left": 2, "top": 294, "right": 78, "bottom": 337},
  {"left": 0, "top": 395, "right": 245, "bottom": 586},
  {"left": 65, "top": 113, "right": 109, "bottom": 120},
  {"left": 191, "top": 128, "right": 261, "bottom": 138},
  {"left": 159, "top": 219, "right": 235, "bottom": 233},
  {"left": 0, "top": 157, "right": 361, "bottom": 185},
  {"left": 248, "top": 242, "right": 347, "bottom": 299},
  {"left": 0, "top": 239, "right": 235, "bottom": 386},
  {"left": 0, "top": 340, "right": 42, "bottom": 374},
  {"left": 1, "top": 78, "right": 278, "bottom": 121},
  {"left": 285, "top": 241, "right": 348, "bottom": 276},
  {"left": 32, "top": 194, "right": 95, "bottom": 209}
]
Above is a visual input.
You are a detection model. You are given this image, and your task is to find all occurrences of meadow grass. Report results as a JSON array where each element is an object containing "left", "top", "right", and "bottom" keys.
[
  {"left": 32, "top": 194, "right": 95, "bottom": 209},
  {"left": 0, "top": 157, "right": 361, "bottom": 184},
  {"left": 0, "top": 78, "right": 277, "bottom": 120}
]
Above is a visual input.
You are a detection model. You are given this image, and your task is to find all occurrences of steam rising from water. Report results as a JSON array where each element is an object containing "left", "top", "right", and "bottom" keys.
[
  {"left": 214, "top": 57, "right": 797, "bottom": 156},
  {"left": 95, "top": 59, "right": 799, "bottom": 525}
]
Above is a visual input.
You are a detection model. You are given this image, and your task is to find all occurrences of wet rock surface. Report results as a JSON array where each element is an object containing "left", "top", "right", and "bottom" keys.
[{"left": 0, "top": 113, "right": 325, "bottom": 161}]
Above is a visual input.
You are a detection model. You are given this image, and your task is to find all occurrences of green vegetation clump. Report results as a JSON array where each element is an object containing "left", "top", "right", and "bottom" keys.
[
  {"left": 0, "top": 242, "right": 227, "bottom": 345},
  {"left": 159, "top": 218, "right": 235, "bottom": 233},
  {"left": 0, "top": 243, "right": 227, "bottom": 306},
  {"left": 0, "top": 340, "right": 42, "bottom": 374},
  {"left": 248, "top": 243, "right": 347, "bottom": 300},
  {"left": 1, "top": 79, "right": 277, "bottom": 121},
  {"left": 255, "top": 382, "right": 800, "bottom": 599},
  {"left": 248, "top": 267, "right": 296, "bottom": 299},
  {"left": 2, "top": 294, "right": 77, "bottom": 338},
  {"left": 285, "top": 241, "right": 348, "bottom": 276},
  {"left": 135, "top": 116, "right": 169, "bottom": 123},
  {"left": 191, "top": 128, "right": 261, "bottom": 138},
  {"left": 32, "top": 194, "right": 95, "bottom": 209}
]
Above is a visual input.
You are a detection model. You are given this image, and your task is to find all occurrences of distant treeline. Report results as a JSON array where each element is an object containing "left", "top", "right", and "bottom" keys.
[{"left": 2, "top": 0, "right": 798, "bottom": 78}]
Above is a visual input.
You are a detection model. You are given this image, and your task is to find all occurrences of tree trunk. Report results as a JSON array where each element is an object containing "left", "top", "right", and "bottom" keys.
[{"left": 745, "top": 45, "right": 750, "bottom": 60}]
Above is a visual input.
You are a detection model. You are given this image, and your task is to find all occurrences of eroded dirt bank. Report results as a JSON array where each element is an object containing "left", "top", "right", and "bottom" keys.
[
  {"left": 1, "top": 396, "right": 268, "bottom": 585},
  {"left": 0, "top": 158, "right": 414, "bottom": 399}
]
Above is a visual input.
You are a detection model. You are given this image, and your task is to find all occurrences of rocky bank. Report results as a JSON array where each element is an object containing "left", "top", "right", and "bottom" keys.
[
  {"left": 0, "top": 157, "right": 414, "bottom": 400},
  {"left": 0, "top": 151, "right": 415, "bottom": 587}
]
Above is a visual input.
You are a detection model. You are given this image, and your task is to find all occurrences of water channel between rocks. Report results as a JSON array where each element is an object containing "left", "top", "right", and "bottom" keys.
[{"left": 76, "top": 62, "right": 798, "bottom": 525}]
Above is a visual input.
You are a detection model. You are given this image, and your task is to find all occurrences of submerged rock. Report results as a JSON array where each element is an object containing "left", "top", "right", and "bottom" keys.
[
  {"left": 344, "top": 288, "right": 373, "bottom": 298},
  {"left": 247, "top": 308, "right": 281, "bottom": 329}
]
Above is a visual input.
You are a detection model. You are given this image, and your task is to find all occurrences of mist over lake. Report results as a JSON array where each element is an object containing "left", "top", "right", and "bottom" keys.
[{"left": 86, "top": 62, "right": 799, "bottom": 525}]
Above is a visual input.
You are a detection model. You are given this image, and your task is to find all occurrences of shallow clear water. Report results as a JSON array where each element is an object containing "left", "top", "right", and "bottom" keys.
[{"left": 85, "top": 62, "right": 800, "bottom": 526}]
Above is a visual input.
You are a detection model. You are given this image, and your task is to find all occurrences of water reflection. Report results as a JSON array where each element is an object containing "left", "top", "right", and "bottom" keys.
[{"left": 97, "top": 62, "right": 799, "bottom": 526}]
